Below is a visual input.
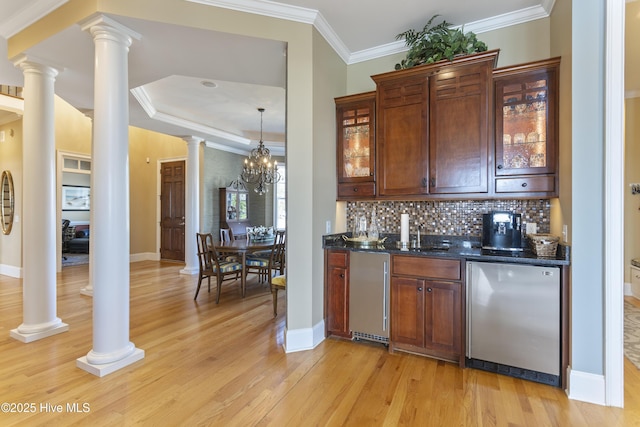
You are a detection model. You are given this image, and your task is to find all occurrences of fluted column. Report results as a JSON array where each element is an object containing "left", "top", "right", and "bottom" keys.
[
  {"left": 76, "top": 15, "right": 144, "bottom": 377},
  {"left": 10, "top": 56, "right": 68, "bottom": 343},
  {"left": 180, "top": 136, "right": 201, "bottom": 275}
]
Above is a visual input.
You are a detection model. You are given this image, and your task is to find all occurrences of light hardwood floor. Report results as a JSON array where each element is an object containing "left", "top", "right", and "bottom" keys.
[{"left": 1, "top": 261, "right": 639, "bottom": 426}]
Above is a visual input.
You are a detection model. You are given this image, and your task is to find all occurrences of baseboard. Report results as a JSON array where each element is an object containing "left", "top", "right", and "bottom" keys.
[
  {"left": 130, "top": 252, "right": 159, "bottom": 263},
  {"left": 284, "top": 319, "right": 326, "bottom": 353},
  {"left": 0, "top": 263, "right": 22, "bottom": 278},
  {"left": 566, "top": 366, "right": 606, "bottom": 405}
]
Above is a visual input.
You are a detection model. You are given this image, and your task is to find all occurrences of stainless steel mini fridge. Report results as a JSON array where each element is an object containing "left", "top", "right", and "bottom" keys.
[
  {"left": 349, "top": 251, "right": 390, "bottom": 344},
  {"left": 466, "top": 261, "right": 561, "bottom": 385}
]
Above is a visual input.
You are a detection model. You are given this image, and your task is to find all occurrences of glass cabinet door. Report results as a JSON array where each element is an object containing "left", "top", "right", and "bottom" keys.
[
  {"left": 237, "top": 192, "right": 248, "bottom": 221},
  {"left": 495, "top": 66, "right": 558, "bottom": 176},
  {"left": 226, "top": 192, "right": 238, "bottom": 220},
  {"left": 336, "top": 95, "right": 375, "bottom": 183}
]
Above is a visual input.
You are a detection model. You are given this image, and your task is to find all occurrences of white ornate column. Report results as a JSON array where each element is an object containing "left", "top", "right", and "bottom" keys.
[
  {"left": 180, "top": 136, "right": 201, "bottom": 275},
  {"left": 10, "top": 55, "right": 68, "bottom": 343},
  {"left": 76, "top": 15, "right": 144, "bottom": 376}
]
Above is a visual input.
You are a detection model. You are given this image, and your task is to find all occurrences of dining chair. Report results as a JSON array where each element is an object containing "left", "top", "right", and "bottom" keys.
[
  {"left": 194, "top": 233, "right": 243, "bottom": 303},
  {"left": 220, "top": 228, "right": 233, "bottom": 242},
  {"left": 268, "top": 235, "right": 286, "bottom": 316},
  {"left": 245, "top": 230, "right": 285, "bottom": 284}
]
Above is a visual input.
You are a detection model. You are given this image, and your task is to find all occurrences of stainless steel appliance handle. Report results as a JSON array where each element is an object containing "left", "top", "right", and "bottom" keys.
[
  {"left": 383, "top": 260, "right": 388, "bottom": 331},
  {"left": 466, "top": 262, "right": 472, "bottom": 358}
]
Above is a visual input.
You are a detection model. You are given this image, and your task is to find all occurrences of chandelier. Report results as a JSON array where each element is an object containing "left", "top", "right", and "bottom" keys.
[{"left": 240, "top": 107, "right": 281, "bottom": 195}]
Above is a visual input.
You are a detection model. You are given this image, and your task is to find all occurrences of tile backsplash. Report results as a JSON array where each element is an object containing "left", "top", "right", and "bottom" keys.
[{"left": 347, "top": 199, "right": 551, "bottom": 236}]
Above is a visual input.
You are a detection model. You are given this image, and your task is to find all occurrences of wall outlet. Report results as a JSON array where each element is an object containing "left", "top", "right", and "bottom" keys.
[
  {"left": 325, "top": 220, "right": 332, "bottom": 234},
  {"left": 526, "top": 222, "right": 537, "bottom": 235},
  {"left": 562, "top": 224, "right": 568, "bottom": 242}
]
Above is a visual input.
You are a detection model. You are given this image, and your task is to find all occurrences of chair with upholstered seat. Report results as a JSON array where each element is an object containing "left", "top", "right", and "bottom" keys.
[
  {"left": 267, "top": 232, "right": 286, "bottom": 316},
  {"left": 245, "top": 230, "right": 285, "bottom": 283},
  {"left": 194, "top": 232, "right": 243, "bottom": 303},
  {"left": 270, "top": 274, "right": 286, "bottom": 317}
]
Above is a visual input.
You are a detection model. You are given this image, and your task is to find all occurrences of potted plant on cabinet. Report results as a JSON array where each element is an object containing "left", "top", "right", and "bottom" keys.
[{"left": 395, "top": 15, "right": 488, "bottom": 70}]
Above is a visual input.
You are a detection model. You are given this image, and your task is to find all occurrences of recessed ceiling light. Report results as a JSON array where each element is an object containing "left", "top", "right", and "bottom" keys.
[{"left": 201, "top": 80, "right": 217, "bottom": 88}]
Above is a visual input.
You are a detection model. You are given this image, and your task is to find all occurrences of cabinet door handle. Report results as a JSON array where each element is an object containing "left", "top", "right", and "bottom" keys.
[
  {"left": 339, "top": 274, "right": 345, "bottom": 278},
  {"left": 421, "top": 177, "right": 428, "bottom": 187},
  {"left": 430, "top": 178, "right": 435, "bottom": 187},
  {"left": 353, "top": 187, "right": 358, "bottom": 192},
  {"left": 427, "top": 287, "right": 432, "bottom": 293},
  {"left": 417, "top": 287, "right": 423, "bottom": 292},
  {"left": 497, "top": 164, "right": 504, "bottom": 169},
  {"left": 521, "top": 182, "right": 528, "bottom": 188}
]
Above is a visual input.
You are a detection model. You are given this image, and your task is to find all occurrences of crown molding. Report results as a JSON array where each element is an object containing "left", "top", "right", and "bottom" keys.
[
  {"left": 0, "top": 0, "right": 68, "bottom": 39},
  {"left": 131, "top": 85, "right": 251, "bottom": 145},
  {"left": 461, "top": 5, "right": 550, "bottom": 35},
  {"left": 185, "top": 0, "right": 351, "bottom": 63},
  {"left": 184, "top": 0, "right": 556, "bottom": 65},
  {"left": 349, "top": 4, "right": 553, "bottom": 64}
]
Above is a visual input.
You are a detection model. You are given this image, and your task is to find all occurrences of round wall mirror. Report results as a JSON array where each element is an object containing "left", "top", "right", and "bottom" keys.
[{"left": 1, "top": 170, "right": 15, "bottom": 235}]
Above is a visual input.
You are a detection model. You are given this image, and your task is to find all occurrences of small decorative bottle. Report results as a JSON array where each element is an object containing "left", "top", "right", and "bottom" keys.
[{"left": 369, "top": 208, "right": 379, "bottom": 240}]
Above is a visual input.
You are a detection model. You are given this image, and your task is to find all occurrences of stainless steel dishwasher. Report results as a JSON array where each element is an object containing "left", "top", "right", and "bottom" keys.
[
  {"left": 349, "top": 251, "right": 390, "bottom": 345},
  {"left": 466, "top": 261, "right": 561, "bottom": 386}
]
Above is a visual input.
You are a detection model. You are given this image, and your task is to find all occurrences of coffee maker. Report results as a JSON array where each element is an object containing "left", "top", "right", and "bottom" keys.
[{"left": 482, "top": 211, "right": 523, "bottom": 251}]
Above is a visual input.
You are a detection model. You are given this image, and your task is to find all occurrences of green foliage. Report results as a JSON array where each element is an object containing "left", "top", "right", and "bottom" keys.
[{"left": 395, "top": 15, "right": 488, "bottom": 70}]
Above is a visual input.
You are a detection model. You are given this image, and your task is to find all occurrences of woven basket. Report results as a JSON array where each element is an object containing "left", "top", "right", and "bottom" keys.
[{"left": 528, "top": 234, "right": 559, "bottom": 257}]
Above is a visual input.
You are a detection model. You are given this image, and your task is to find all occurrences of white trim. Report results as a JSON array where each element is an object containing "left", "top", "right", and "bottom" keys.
[
  {"left": 130, "top": 252, "right": 160, "bottom": 263},
  {"left": 604, "top": 0, "right": 625, "bottom": 408},
  {"left": 567, "top": 368, "right": 606, "bottom": 405},
  {"left": 131, "top": 87, "right": 251, "bottom": 146},
  {"left": 0, "top": 0, "right": 68, "bottom": 39},
  {"left": 461, "top": 5, "right": 550, "bottom": 35},
  {"left": 0, "top": 263, "right": 22, "bottom": 278},
  {"left": 185, "top": 0, "right": 555, "bottom": 65},
  {"left": 283, "top": 320, "right": 325, "bottom": 353}
]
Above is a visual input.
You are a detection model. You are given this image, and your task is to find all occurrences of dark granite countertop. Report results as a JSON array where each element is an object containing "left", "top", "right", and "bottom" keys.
[{"left": 323, "top": 233, "right": 570, "bottom": 267}]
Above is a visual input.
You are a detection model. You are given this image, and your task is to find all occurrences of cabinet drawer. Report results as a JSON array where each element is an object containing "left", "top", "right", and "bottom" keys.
[
  {"left": 327, "top": 250, "right": 348, "bottom": 268},
  {"left": 392, "top": 255, "right": 461, "bottom": 280},
  {"left": 337, "top": 182, "right": 375, "bottom": 199},
  {"left": 495, "top": 175, "right": 555, "bottom": 193}
]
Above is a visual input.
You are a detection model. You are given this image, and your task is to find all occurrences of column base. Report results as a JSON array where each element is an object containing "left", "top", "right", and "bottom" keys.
[
  {"left": 179, "top": 266, "right": 199, "bottom": 275},
  {"left": 77, "top": 348, "right": 144, "bottom": 377},
  {"left": 10, "top": 322, "right": 69, "bottom": 343}
]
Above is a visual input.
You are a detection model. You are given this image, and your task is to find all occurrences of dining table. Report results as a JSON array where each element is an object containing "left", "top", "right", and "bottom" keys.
[{"left": 216, "top": 237, "right": 275, "bottom": 297}]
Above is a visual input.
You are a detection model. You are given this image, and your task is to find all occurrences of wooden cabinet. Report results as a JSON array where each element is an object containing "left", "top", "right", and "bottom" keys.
[
  {"left": 493, "top": 58, "right": 560, "bottom": 197},
  {"left": 429, "top": 57, "right": 492, "bottom": 194},
  {"left": 219, "top": 182, "right": 250, "bottom": 239},
  {"left": 335, "top": 53, "right": 561, "bottom": 201},
  {"left": 372, "top": 50, "right": 498, "bottom": 198},
  {"left": 335, "top": 92, "right": 376, "bottom": 200},
  {"left": 325, "top": 249, "right": 351, "bottom": 338},
  {"left": 390, "top": 255, "right": 463, "bottom": 364},
  {"left": 375, "top": 74, "right": 429, "bottom": 196}
]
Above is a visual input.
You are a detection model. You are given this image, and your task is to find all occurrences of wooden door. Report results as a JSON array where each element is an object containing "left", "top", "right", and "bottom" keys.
[
  {"left": 429, "top": 59, "right": 492, "bottom": 194},
  {"left": 160, "top": 161, "right": 185, "bottom": 261},
  {"left": 391, "top": 276, "right": 425, "bottom": 348},
  {"left": 375, "top": 75, "right": 430, "bottom": 197},
  {"left": 423, "top": 280, "right": 462, "bottom": 357}
]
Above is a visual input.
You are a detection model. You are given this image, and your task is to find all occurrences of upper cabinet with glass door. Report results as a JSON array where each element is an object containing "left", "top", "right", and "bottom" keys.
[
  {"left": 335, "top": 92, "right": 376, "bottom": 200},
  {"left": 493, "top": 58, "right": 560, "bottom": 196}
]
